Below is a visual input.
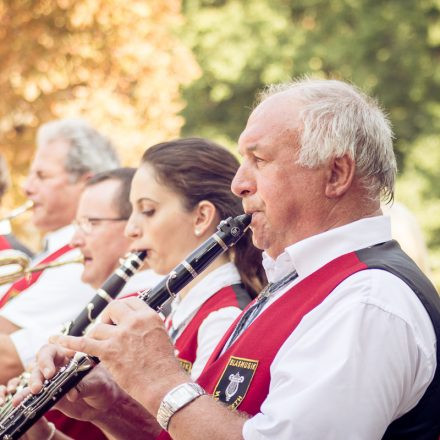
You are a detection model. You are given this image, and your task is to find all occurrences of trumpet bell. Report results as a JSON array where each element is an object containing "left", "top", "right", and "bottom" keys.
[
  {"left": 0, "top": 249, "right": 84, "bottom": 286},
  {"left": 0, "top": 249, "right": 31, "bottom": 285}
]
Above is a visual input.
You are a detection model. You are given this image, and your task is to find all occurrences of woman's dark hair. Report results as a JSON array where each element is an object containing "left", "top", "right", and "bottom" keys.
[{"left": 141, "top": 138, "right": 266, "bottom": 297}]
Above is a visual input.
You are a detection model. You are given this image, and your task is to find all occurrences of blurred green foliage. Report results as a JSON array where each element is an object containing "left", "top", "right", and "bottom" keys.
[{"left": 181, "top": 0, "right": 440, "bottom": 287}]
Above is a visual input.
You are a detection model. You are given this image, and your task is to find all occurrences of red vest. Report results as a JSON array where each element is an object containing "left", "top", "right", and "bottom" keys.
[
  {"left": 46, "top": 410, "right": 108, "bottom": 440},
  {"left": 198, "top": 252, "right": 367, "bottom": 413},
  {"left": 0, "top": 244, "right": 72, "bottom": 308},
  {"left": 156, "top": 252, "right": 368, "bottom": 439},
  {"left": 174, "top": 285, "right": 250, "bottom": 374}
]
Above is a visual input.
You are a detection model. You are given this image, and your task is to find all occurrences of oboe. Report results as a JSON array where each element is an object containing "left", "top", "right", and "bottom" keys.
[
  {"left": 0, "top": 214, "right": 250, "bottom": 440},
  {"left": 0, "top": 251, "right": 146, "bottom": 426}
]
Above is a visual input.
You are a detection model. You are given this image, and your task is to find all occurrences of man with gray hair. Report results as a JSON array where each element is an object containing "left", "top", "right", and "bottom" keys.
[
  {"left": 30, "top": 80, "right": 440, "bottom": 439},
  {"left": 0, "top": 119, "right": 119, "bottom": 383}
]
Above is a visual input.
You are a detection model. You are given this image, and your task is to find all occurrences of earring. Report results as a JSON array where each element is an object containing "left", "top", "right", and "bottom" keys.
[{"left": 194, "top": 229, "right": 201, "bottom": 237}]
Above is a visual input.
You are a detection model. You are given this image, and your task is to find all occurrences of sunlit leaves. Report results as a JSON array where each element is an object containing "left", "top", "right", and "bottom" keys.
[{"left": 0, "top": 0, "right": 200, "bottom": 247}]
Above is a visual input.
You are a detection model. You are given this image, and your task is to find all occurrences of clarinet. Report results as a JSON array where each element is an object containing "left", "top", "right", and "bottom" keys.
[
  {"left": 62, "top": 250, "right": 147, "bottom": 336},
  {"left": 0, "top": 214, "right": 250, "bottom": 440},
  {"left": 0, "top": 251, "right": 147, "bottom": 428}
]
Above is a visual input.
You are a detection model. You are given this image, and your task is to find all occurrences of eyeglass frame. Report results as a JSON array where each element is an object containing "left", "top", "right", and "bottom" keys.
[{"left": 73, "top": 216, "right": 129, "bottom": 235}]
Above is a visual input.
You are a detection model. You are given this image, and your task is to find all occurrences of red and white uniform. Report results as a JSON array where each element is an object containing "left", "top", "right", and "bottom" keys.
[
  {"left": 165, "top": 262, "right": 250, "bottom": 380},
  {"left": 0, "top": 225, "right": 95, "bottom": 367},
  {"left": 159, "top": 216, "right": 438, "bottom": 440}
]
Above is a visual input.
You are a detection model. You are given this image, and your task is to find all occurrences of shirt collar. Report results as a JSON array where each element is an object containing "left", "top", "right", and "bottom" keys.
[
  {"left": 170, "top": 262, "right": 241, "bottom": 330},
  {"left": 262, "top": 251, "right": 292, "bottom": 283},
  {"left": 43, "top": 224, "right": 75, "bottom": 254},
  {"left": 262, "top": 216, "right": 391, "bottom": 283}
]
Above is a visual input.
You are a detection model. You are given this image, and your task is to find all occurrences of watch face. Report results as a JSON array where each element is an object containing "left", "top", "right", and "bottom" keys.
[{"left": 170, "top": 386, "right": 196, "bottom": 406}]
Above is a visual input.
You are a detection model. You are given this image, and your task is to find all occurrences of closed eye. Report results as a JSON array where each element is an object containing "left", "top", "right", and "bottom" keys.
[
  {"left": 35, "top": 170, "right": 50, "bottom": 180},
  {"left": 254, "top": 155, "right": 266, "bottom": 167}
]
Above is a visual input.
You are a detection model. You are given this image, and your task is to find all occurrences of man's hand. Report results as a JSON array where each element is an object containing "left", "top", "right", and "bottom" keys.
[
  {"left": 50, "top": 297, "right": 189, "bottom": 414},
  {"left": 14, "top": 343, "right": 121, "bottom": 421},
  {"left": 0, "top": 375, "right": 22, "bottom": 405}
]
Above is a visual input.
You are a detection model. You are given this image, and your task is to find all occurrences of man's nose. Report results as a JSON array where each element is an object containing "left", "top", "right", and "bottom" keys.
[
  {"left": 22, "top": 174, "right": 36, "bottom": 197},
  {"left": 70, "top": 227, "right": 85, "bottom": 248},
  {"left": 231, "top": 163, "right": 255, "bottom": 198}
]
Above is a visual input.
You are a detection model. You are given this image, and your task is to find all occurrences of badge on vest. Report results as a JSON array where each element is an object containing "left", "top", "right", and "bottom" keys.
[{"left": 213, "top": 356, "right": 258, "bottom": 410}]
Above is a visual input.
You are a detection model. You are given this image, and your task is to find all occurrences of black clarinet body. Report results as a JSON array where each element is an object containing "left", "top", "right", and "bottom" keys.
[
  {"left": 64, "top": 250, "right": 147, "bottom": 336},
  {"left": 0, "top": 251, "right": 146, "bottom": 438},
  {"left": 139, "top": 214, "right": 250, "bottom": 310},
  {"left": 0, "top": 214, "right": 251, "bottom": 440}
]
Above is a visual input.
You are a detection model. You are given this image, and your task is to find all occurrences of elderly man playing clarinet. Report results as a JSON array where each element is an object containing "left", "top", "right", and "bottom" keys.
[{"left": 25, "top": 79, "right": 440, "bottom": 440}]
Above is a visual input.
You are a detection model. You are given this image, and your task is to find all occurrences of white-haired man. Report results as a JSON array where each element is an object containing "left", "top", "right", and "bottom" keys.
[
  {"left": 0, "top": 119, "right": 119, "bottom": 384},
  {"left": 31, "top": 80, "right": 440, "bottom": 439}
]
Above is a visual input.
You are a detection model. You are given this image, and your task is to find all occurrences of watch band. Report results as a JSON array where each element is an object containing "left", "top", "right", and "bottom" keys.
[{"left": 157, "top": 382, "right": 206, "bottom": 431}]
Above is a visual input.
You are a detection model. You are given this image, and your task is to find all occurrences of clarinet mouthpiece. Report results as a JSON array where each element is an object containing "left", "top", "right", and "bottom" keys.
[{"left": 235, "top": 213, "right": 251, "bottom": 228}]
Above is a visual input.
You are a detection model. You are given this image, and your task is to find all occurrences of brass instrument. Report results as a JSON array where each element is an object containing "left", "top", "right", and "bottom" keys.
[
  {"left": 1, "top": 200, "right": 34, "bottom": 222},
  {"left": 0, "top": 249, "right": 84, "bottom": 285}
]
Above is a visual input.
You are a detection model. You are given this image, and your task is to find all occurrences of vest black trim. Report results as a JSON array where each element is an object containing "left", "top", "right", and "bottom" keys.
[
  {"left": 231, "top": 283, "right": 253, "bottom": 310},
  {"left": 3, "top": 234, "right": 34, "bottom": 258},
  {"left": 356, "top": 240, "right": 440, "bottom": 440}
]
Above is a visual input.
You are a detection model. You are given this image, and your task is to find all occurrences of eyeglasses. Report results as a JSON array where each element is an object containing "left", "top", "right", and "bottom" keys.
[{"left": 73, "top": 217, "right": 128, "bottom": 235}]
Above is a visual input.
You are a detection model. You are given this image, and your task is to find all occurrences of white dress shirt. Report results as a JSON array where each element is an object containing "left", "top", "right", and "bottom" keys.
[
  {"left": 167, "top": 262, "right": 243, "bottom": 380},
  {"left": 243, "top": 216, "right": 437, "bottom": 440},
  {"left": 0, "top": 225, "right": 95, "bottom": 367}
]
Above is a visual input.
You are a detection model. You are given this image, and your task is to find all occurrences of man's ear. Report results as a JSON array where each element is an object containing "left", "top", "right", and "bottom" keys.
[
  {"left": 192, "top": 200, "right": 217, "bottom": 237},
  {"left": 74, "top": 172, "right": 93, "bottom": 186},
  {"left": 325, "top": 154, "right": 356, "bottom": 198}
]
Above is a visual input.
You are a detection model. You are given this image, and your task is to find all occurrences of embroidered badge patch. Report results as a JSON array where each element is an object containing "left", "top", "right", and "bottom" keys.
[
  {"left": 179, "top": 358, "right": 192, "bottom": 374},
  {"left": 213, "top": 356, "right": 258, "bottom": 410}
]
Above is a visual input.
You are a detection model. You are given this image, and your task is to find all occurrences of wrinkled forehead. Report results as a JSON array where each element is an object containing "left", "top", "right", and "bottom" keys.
[{"left": 239, "top": 92, "right": 302, "bottom": 153}]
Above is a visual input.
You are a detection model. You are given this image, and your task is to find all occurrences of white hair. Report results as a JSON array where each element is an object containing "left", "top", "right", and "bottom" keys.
[
  {"left": 37, "top": 119, "right": 120, "bottom": 180},
  {"left": 258, "top": 79, "right": 397, "bottom": 201}
]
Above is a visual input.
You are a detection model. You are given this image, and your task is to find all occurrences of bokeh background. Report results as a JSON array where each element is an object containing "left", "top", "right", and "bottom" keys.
[{"left": 0, "top": 0, "right": 439, "bottom": 287}]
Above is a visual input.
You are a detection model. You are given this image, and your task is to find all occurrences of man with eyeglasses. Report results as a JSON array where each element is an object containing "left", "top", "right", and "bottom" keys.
[
  {"left": 42, "top": 168, "right": 162, "bottom": 440},
  {"left": 71, "top": 168, "right": 162, "bottom": 294},
  {"left": 0, "top": 119, "right": 119, "bottom": 384}
]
